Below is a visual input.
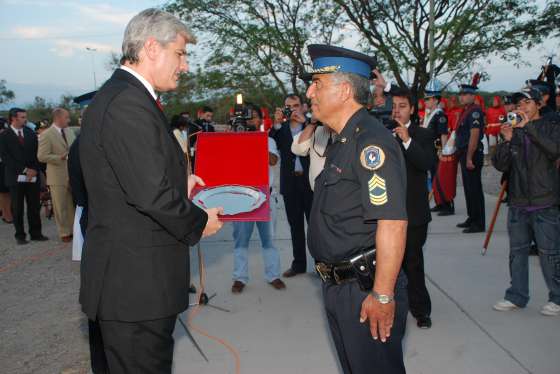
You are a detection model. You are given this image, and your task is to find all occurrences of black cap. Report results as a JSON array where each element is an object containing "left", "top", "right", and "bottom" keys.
[
  {"left": 513, "top": 87, "right": 543, "bottom": 103},
  {"left": 301, "top": 44, "right": 377, "bottom": 81},
  {"left": 526, "top": 79, "right": 551, "bottom": 95},
  {"left": 502, "top": 95, "right": 514, "bottom": 105}
]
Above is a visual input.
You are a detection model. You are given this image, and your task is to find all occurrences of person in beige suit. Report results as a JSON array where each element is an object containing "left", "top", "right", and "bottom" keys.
[{"left": 37, "top": 108, "right": 76, "bottom": 242}]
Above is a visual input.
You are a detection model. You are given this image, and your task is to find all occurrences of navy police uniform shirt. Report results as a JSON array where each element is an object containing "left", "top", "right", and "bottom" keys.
[
  {"left": 429, "top": 111, "right": 449, "bottom": 138},
  {"left": 455, "top": 105, "right": 485, "bottom": 150},
  {"left": 308, "top": 108, "right": 408, "bottom": 263}
]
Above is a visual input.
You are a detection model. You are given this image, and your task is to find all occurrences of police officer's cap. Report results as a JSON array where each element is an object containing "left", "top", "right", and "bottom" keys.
[
  {"left": 425, "top": 79, "right": 443, "bottom": 98},
  {"left": 526, "top": 79, "right": 551, "bottom": 95},
  {"left": 502, "top": 95, "right": 514, "bottom": 105},
  {"left": 301, "top": 44, "right": 377, "bottom": 81},
  {"left": 512, "top": 87, "right": 543, "bottom": 103},
  {"left": 459, "top": 84, "right": 478, "bottom": 95}
]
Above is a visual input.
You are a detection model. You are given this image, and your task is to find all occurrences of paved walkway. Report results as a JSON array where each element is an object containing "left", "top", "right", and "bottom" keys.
[{"left": 173, "top": 190, "right": 559, "bottom": 374}]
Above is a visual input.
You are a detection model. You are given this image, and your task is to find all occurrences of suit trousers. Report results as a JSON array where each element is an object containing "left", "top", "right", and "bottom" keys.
[
  {"left": 98, "top": 315, "right": 177, "bottom": 374},
  {"left": 9, "top": 182, "right": 42, "bottom": 239},
  {"left": 49, "top": 184, "right": 75, "bottom": 237},
  {"left": 323, "top": 276, "right": 408, "bottom": 374},
  {"left": 88, "top": 319, "right": 109, "bottom": 374},
  {"left": 282, "top": 175, "right": 313, "bottom": 273},
  {"left": 459, "top": 150, "right": 485, "bottom": 228},
  {"left": 402, "top": 224, "right": 432, "bottom": 318}
]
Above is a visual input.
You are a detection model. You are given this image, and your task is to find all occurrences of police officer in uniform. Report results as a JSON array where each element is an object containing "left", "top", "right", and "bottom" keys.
[
  {"left": 305, "top": 44, "right": 408, "bottom": 374},
  {"left": 456, "top": 81, "right": 486, "bottom": 233},
  {"left": 423, "top": 79, "right": 451, "bottom": 214}
]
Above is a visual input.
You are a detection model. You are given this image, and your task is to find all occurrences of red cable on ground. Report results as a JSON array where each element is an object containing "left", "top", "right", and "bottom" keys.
[{"left": 186, "top": 247, "right": 242, "bottom": 374}]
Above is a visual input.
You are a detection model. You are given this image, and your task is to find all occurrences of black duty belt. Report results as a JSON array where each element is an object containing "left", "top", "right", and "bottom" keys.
[{"left": 315, "top": 249, "right": 376, "bottom": 285}]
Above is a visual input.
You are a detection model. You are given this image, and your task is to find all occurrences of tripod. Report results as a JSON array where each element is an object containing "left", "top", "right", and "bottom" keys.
[{"left": 177, "top": 242, "right": 230, "bottom": 362}]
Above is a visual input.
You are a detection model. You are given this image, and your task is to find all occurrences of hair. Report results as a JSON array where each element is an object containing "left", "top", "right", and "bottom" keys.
[
  {"left": 391, "top": 86, "right": 414, "bottom": 107},
  {"left": 170, "top": 114, "right": 191, "bottom": 129},
  {"left": 246, "top": 103, "right": 263, "bottom": 119},
  {"left": 200, "top": 106, "right": 213, "bottom": 113},
  {"left": 52, "top": 107, "right": 68, "bottom": 119},
  {"left": 8, "top": 107, "right": 26, "bottom": 123},
  {"left": 121, "top": 8, "right": 196, "bottom": 65},
  {"left": 284, "top": 93, "right": 303, "bottom": 104},
  {"left": 330, "top": 72, "right": 371, "bottom": 106}
]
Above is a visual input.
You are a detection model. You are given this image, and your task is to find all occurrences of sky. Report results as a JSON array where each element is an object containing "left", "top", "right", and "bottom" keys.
[{"left": 0, "top": 0, "right": 558, "bottom": 108}]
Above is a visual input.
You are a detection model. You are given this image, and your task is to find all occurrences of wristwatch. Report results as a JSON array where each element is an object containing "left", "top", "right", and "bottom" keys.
[{"left": 372, "top": 291, "right": 394, "bottom": 304}]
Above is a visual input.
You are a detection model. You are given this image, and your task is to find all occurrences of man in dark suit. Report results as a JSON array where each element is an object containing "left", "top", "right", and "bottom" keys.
[
  {"left": 271, "top": 94, "right": 314, "bottom": 277},
  {"left": 79, "top": 9, "right": 223, "bottom": 374},
  {"left": 391, "top": 87, "right": 436, "bottom": 329},
  {"left": 0, "top": 108, "right": 48, "bottom": 245}
]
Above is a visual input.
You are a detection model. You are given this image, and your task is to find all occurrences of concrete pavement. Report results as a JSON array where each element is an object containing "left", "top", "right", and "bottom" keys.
[{"left": 172, "top": 190, "right": 559, "bottom": 374}]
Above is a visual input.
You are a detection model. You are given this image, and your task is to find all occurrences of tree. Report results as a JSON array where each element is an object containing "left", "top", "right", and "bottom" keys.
[
  {"left": 519, "top": 1, "right": 560, "bottom": 47},
  {"left": 330, "top": 0, "right": 540, "bottom": 97},
  {"left": 166, "top": 0, "right": 344, "bottom": 98},
  {"left": 0, "top": 79, "right": 15, "bottom": 104}
]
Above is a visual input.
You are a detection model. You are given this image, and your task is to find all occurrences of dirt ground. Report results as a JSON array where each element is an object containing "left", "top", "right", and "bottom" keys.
[{"left": 0, "top": 163, "right": 503, "bottom": 374}]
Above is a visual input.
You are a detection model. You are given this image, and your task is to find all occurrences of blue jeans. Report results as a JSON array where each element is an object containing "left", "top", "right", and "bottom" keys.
[
  {"left": 505, "top": 206, "right": 560, "bottom": 307},
  {"left": 232, "top": 196, "right": 281, "bottom": 284}
]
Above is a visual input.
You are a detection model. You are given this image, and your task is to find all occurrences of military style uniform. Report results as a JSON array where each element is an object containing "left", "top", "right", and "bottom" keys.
[
  {"left": 308, "top": 107, "right": 408, "bottom": 374},
  {"left": 456, "top": 104, "right": 486, "bottom": 230}
]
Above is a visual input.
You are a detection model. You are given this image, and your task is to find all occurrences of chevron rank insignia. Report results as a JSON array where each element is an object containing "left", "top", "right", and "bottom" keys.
[
  {"left": 368, "top": 173, "right": 388, "bottom": 206},
  {"left": 360, "top": 145, "right": 385, "bottom": 171}
]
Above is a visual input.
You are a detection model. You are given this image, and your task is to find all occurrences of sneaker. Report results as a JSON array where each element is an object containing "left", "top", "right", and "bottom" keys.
[
  {"left": 231, "top": 280, "right": 245, "bottom": 294},
  {"left": 540, "top": 302, "right": 560, "bottom": 316},
  {"left": 493, "top": 299, "right": 520, "bottom": 312}
]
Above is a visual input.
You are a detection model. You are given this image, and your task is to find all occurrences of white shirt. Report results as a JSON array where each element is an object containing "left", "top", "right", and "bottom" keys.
[
  {"left": 291, "top": 125, "right": 332, "bottom": 191},
  {"left": 11, "top": 125, "right": 24, "bottom": 138},
  {"left": 119, "top": 65, "right": 157, "bottom": 100},
  {"left": 268, "top": 137, "right": 279, "bottom": 188},
  {"left": 393, "top": 121, "right": 412, "bottom": 150}
]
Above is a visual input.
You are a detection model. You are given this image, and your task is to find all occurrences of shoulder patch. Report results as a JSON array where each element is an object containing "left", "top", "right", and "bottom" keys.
[
  {"left": 360, "top": 145, "right": 385, "bottom": 171},
  {"left": 472, "top": 111, "right": 480, "bottom": 119},
  {"left": 439, "top": 116, "right": 447, "bottom": 124}
]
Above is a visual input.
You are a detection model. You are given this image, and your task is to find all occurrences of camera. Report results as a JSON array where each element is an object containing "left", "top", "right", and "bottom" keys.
[
  {"left": 230, "top": 94, "right": 253, "bottom": 132},
  {"left": 369, "top": 107, "right": 397, "bottom": 130},
  {"left": 282, "top": 107, "right": 293, "bottom": 120},
  {"left": 506, "top": 112, "right": 522, "bottom": 125}
]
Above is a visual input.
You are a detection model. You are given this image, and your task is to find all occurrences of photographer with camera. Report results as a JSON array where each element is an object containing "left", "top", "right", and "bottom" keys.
[
  {"left": 271, "top": 94, "right": 313, "bottom": 278},
  {"left": 492, "top": 87, "right": 560, "bottom": 316},
  {"left": 195, "top": 106, "right": 216, "bottom": 133},
  {"left": 230, "top": 103, "right": 286, "bottom": 293},
  {"left": 291, "top": 112, "right": 334, "bottom": 191}
]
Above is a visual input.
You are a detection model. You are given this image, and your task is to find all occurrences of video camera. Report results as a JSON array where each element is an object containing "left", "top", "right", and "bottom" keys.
[
  {"left": 369, "top": 107, "right": 398, "bottom": 130},
  {"left": 499, "top": 112, "right": 523, "bottom": 126},
  {"left": 230, "top": 94, "right": 253, "bottom": 132}
]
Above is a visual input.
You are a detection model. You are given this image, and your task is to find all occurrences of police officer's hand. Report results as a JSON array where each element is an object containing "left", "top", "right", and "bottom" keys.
[
  {"left": 187, "top": 174, "right": 205, "bottom": 198},
  {"left": 360, "top": 294, "right": 395, "bottom": 343},
  {"left": 202, "top": 207, "right": 224, "bottom": 238},
  {"left": 500, "top": 124, "right": 513, "bottom": 142},
  {"left": 393, "top": 121, "right": 410, "bottom": 143},
  {"left": 466, "top": 159, "right": 475, "bottom": 170}
]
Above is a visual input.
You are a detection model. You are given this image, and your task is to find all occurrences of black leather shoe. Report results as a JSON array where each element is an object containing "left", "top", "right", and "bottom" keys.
[
  {"left": 438, "top": 209, "right": 455, "bottom": 216},
  {"left": 456, "top": 220, "right": 472, "bottom": 228},
  {"left": 462, "top": 226, "right": 485, "bottom": 233},
  {"left": 283, "top": 268, "right": 305, "bottom": 278},
  {"left": 16, "top": 238, "right": 29, "bottom": 245},
  {"left": 430, "top": 205, "right": 442, "bottom": 212},
  {"left": 416, "top": 316, "right": 432, "bottom": 329},
  {"left": 30, "top": 235, "right": 49, "bottom": 241}
]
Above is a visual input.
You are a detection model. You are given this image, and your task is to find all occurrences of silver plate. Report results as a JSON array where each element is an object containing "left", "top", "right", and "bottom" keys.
[{"left": 192, "top": 185, "right": 267, "bottom": 215}]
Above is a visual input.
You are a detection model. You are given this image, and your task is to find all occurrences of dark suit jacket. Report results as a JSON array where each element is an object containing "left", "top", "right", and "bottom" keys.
[
  {"left": 0, "top": 126, "right": 40, "bottom": 187},
  {"left": 396, "top": 123, "right": 436, "bottom": 227},
  {"left": 270, "top": 122, "right": 312, "bottom": 196},
  {"left": 79, "top": 69, "right": 208, "bottom": 322},
  {"left": 68, "top": 135, "right": 88, "bottom": 235}
]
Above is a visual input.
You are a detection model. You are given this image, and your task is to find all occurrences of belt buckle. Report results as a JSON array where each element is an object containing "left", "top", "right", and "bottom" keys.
[
  {"left": 315, "top": 263, "right": 331, "bottom": 282},
  {"left": 332, "top": 268, "right": 342, "bottom": 284}
]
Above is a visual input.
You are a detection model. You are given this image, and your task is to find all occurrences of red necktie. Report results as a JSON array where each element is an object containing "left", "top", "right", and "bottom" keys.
[
  {"left": 18, "top": 130, "right": 24, "bottom": 145},
  {"left": 156, "top": 98, "right": 164, "bottom": 111},
  {"left": 61, "top": 128, "right": 68, "bottom": 145}
]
